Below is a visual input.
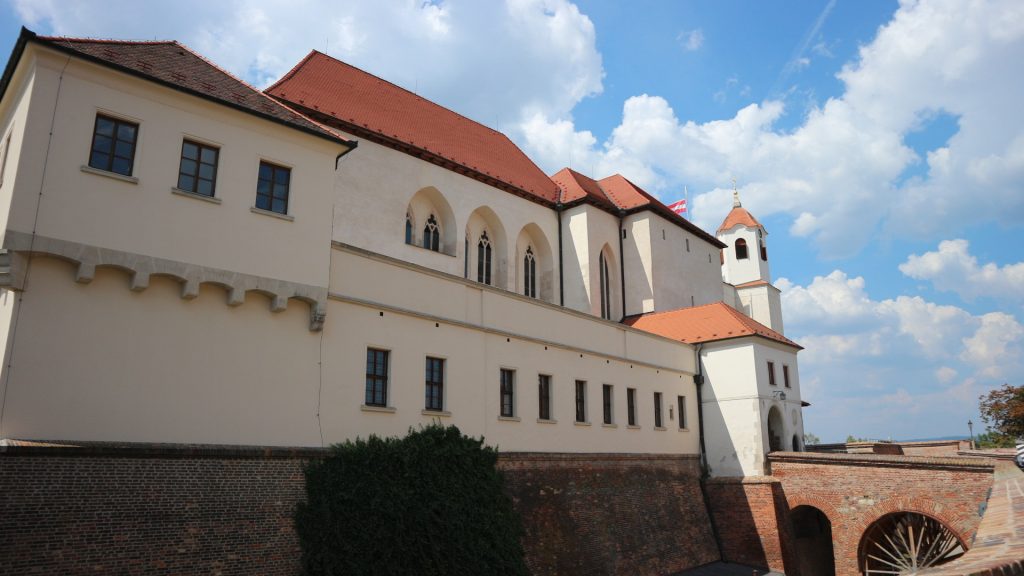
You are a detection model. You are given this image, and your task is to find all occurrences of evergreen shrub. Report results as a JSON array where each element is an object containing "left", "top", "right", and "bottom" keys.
[{"left": 295, "top": 424, "right": 528, "bottom": 576}]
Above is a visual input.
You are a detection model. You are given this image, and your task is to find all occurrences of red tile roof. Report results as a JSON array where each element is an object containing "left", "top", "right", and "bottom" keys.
[
  {"left": 550, "top": 168, "right": 618, "bottom": 210},
  {"left": 623, "top": 302, "right": 801, "bottom": 349},
  {"left": 717, "top": 205, "right": 762, "bottom": 234},
  {"left": 734, "top": 279, "right": 773, "bottom": 289},
  {"left": 25, "top": 31, "right": 350, "bottom": 146},
  {"left": 266, "top": 51, "right": 560, "bottom": 203}
]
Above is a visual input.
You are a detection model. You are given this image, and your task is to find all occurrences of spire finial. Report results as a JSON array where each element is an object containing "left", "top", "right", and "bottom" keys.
[{"left": 732, "top": 177, "right": 741, "bottom": 208}]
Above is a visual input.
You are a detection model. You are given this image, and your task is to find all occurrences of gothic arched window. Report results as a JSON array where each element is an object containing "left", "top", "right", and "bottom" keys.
[
  {"left": 735, "top": 238, "right": 749, "bottom": 260},
  {"left": 477, "top": 231, "right": 492, "bottom": 285},
  {"left": 422, "top": 214, "right": 440, "bottom": 252},
  {"left": 405, "top": 212, "right": 413, "bottom": 245},
  {"left": 523, "top": 246, "right": 536, "bottom": 298},
  {"left": 599, "top": 252, "right": 612, "bottom": 320}
]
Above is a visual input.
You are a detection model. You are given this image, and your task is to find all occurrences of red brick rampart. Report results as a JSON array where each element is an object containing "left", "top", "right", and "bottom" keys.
[
  {"left": 768, "top": 451, "right": 995, "bottom": 576},
  {"left": 498, "top": 453, "right": 720, "bottom": 576},
  {"left": 703, "top": 476, "right": 795, "bottom": 573},
  {"left": 0, "top": 442, "right": 720, "bottom": 576}
]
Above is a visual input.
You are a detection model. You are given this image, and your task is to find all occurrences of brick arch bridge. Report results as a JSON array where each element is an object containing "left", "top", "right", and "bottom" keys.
[{"left": 706, "top": 451, "right": 995, "bottom": 576}]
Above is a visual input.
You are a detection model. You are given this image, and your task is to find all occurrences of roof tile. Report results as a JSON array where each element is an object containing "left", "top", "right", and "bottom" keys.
[{"left": 623, "top": 302, "right": 801, "bottom": 349}]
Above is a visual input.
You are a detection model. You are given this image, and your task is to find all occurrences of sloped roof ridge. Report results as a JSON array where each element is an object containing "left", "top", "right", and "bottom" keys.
[
  {"left": 553, "top": 167, "right": 614, "bottom": 206},
  {"left": 271, "top": 50, "right": 506, "bottom": 137},
  {"left": 41, "top": 35, "right": 175, "bottom": 45},
  {"left": 624, "top": 301, "right": 801, "bottom": 349}
]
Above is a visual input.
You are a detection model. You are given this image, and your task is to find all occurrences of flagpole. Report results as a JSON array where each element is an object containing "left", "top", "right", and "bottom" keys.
[{"left": 685, "top": 186, "right": 690, "bottom": 221}]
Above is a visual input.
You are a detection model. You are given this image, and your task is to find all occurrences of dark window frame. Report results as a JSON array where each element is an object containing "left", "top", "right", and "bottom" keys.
[
  {"left": 783, "top": 364, "right": 791, "bottom": 388},
  {"left": 255, "top": 160, "right": 291, "bottom": 215},
  {"left": 365, "top": 348, "right": 389, "bottom": 407},
  {"left": 575, "top": 380, "right": 587, "bottom": 423},
  {"left": 768, "top": 361, "right": 777, "bottom": 386},
  {"left": 677, "top": 395, "right": 687, "bottom": 429},
  {"left": 538, "top": 374, "right": 552, "bottom": 420},
  {"left": 599, "top": 252, "right": 612, "bottom": 319},
  {"left": 602, "top": 384, "right": 613, "bottom": 425},
  {"left": 423, "top": 214, "right": 440, "bottom": 251},
  {"left": 405, "top": 213, "right": 413, "bottom": 244},
  {"left": 88, "top": 114, "right": 139, "bottom": 176},
  {"left": 477, "top": 231, "right": 492, "bottom": 285},
  {"left": 424, "top": 356, "right": 444, "bottom": 411},
  {"left": 627, "top": 387, "right": 637, "bottom": 426},
  {"left": 500, "top": 368, "right": 515, "bottom": 417},
  {"left": 735, "top": 238, "right": 749, "bottom": 260},
  {"left": 524, "top": 246, "right": 537, "bottom": 298},
  {"left": 654, "top": 392, "right": 663, "bottom": 428},
  {"left": 177, "top": 139, "right": 219, "bottom": 197}
]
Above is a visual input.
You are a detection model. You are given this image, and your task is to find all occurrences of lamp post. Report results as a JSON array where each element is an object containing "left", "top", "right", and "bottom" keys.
[{"left": 968, "top": 419, "right": 974, "bottom": 450}]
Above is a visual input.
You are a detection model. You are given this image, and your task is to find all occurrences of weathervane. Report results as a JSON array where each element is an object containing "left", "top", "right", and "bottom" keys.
[{"left": 732, "top": 177, "right": 741, "bottom": 207}]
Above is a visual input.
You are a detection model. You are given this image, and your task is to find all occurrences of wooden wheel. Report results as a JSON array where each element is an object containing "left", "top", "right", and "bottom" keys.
[{"left": 860, "top": 512, "right": 965, "bottom": 575}]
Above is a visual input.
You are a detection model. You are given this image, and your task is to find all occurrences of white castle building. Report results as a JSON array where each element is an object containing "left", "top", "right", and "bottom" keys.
[{"left": 0, "top": 29, "right": 803, "bottom": 477}]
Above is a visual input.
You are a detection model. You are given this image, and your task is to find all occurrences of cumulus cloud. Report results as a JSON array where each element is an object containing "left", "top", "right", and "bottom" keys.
[
  {"left": 678, "top": 28, "right": 704, "bottom": 52},
  {"left": 13, "top": 0, "right": 604, "bottom": 130},
  {"left": 899, "top": 239, "right": 1024, "bottom": 304},
  {"left": 516, "top": 0, "right": 1024, "bottom": 257}
]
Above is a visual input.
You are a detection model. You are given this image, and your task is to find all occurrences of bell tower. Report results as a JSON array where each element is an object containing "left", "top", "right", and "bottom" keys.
[{"left": 718, "top": 184, "right": 784, "bottom": 333}]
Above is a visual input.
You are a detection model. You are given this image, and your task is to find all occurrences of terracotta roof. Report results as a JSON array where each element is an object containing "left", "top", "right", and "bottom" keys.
[
  {"left": 717, "top": 205, "right": 763, "bottom": 234},
  {"left": 622, "top": 302, "right": 801, "bottom": 349},
  {"left": 734, "top": 279, "right": 773, "bottom": 289},
  {"left": 550, "top": 168, "right": 618, "bottom": 210},
  {"left": 266, "top": 51, "right": 559, "bottom": 203},
  {"left": 19, "top": 31, "right": 350, "bottom": 146}
]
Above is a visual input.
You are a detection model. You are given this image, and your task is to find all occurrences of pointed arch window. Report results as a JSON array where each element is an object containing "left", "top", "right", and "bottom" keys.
[
  {"left": 735, "top": 238, "right": 749, "bottom": 260},
  {"left": 599, "top": 252, "right": 612, "bottom": 320},
  {"left": 422, "top": 214, "right": 440, "bottom": 252},
  {"left": 464, "top": 235, "right": 469, "bottom": 278},
  {"left": 405, "top": 212, "right": 413, "bottom": 245},
  {"left": 477, "top": 231, "right": 492, "bottom": 285},
  {"left": 523, "top": 246, "right": 537, "bottom": 298}
]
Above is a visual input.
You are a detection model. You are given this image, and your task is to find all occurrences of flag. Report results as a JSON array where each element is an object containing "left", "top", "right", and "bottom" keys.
[{"left": 668, "top": 198, "right": 687, "bottom": 215}]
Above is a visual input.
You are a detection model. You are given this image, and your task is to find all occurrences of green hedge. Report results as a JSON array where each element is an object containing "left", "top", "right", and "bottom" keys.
[{"left": 295, "top": 424, "right": 528, "bottom": 576}]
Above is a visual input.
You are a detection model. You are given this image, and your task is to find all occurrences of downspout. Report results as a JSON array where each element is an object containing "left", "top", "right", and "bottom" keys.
[
  {"left": 618, "top": 211, "right": 626, "bottom": 319},
  {"left": 557, "top": 202, "right": 564, "bottom": 307},
  {"left": 694, "top": 343, "right": 725, "bottom": 561}
]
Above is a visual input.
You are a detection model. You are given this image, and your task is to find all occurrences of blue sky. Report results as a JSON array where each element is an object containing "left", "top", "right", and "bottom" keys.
[{"left": 2, "top": 0, "right": 1021, "bottom": 443}]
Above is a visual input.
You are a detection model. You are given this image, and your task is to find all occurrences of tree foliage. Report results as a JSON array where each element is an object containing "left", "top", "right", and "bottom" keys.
[
  {"left": 978, "top": 383, "right": 1024, "bottom": 444},
  {"left": 803, "top": 432, "right": 821, "bottom": 446},
  {"left": 295, "top": 424, "right": 528, "bottom": 576}
]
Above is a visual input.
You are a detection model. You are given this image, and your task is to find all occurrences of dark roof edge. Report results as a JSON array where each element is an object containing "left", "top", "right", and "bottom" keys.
[{"left": 0, "top": 29, "right": 352, "bottom": 149}]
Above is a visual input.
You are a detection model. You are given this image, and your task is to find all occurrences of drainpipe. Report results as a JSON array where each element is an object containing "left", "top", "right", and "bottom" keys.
[
  {"left": 557, "top": 202, "right": 564, "bottom": 307},
  {"left": 693, "top": 342, "right": 724, "bottom": 561},
  {"left": 618, "top": 212, "right": 626, "bottom": 319}
]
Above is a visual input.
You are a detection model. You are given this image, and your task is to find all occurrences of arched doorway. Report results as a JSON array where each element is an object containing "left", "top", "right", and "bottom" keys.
[
  {"left": 791, "top": 506, "right": 835, "bottom": 576},
  {"left": 767, "top": 406, "right": 784, "bottom": 452},
  {"left": 858, "top": 512, "right": 965, "bottom": 574}
]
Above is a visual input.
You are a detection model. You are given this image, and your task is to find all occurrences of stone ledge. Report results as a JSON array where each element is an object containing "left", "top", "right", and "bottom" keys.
[
  {"left": 0, "top": 438, "right": 327, "bottom": 459},
  {"left": 769, "top": 450, "right": 996, "bottom": 472}
]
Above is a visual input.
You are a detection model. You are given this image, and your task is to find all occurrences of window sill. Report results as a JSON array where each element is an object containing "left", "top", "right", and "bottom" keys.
[
  {"left": 250, "top": 206, "right": 294, "bottom": 222},
  {"left": 574, "top": 421, "right": 591, "bottom": 427},
  {"left": 172, "top": 187, "right": 221, "bottom": 204},
  {"left": 627, "top": 425, "right": 641, "bottom": 430},
  {"left": 497, "top": 416, "right": 520, "bottom": 422},
  {"left": 80, "top": 165, "right": 138, "bottom": 184},
  {"left": 536, "top": 418, "right": 557, "bottom": 424},
  {"left": 405, "top": 241, "right": 456, "bottom": 258},
  {"left": 602, "top": 423, "right": 617, "bottom": 429},
  {"left": 360, "top": 404, "right": 396, "bottom": 414},
  {"left": 421, "top": 409, "right": 451, "bottom": 417},
  {"left": 654, "top": 426, "right": 667, "bottom": 431}
]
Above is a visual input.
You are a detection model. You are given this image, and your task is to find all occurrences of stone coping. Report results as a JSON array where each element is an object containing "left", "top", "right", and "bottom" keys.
[
  {"left": 768, "top": 450, "right": 995, "bottom": 472},
  {"left": 498, "top": 452, "right": 700, "bottom": 462},
  {"left": 0, "top": 439, "right": 328, "bottom": 459},
  {"left": 703, "top": 475, "right": 780, "bottom": 485},
  {"left": 916, "top": 462, "right": 1024, "bottom": 576}
]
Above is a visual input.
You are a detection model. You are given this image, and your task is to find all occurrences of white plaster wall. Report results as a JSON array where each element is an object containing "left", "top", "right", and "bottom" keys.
[
  {"left": 699, "top": 340, "right": 764, "bottom": 476},
  {"left": 736, "top": 284, "right": 785, "bottom": 334},
  {"left": 0, "top": 258, "right": 323, "bottom": 444},
  {"left": 646, "top": 212, "right": 724, "bottom": 312},
  {"left": 331, "top": 127, "right": 560, "bottom": 301},
  {"left": 6, "top": 47, "right": 343, "bottom": 289},
  {"left": 752, "top": 341, "right": 802, "bottom": 452},
  {"left": 0, "top": 52, "right": 36, "bottom": 238},
  {"left": 719, "top": 225, "right": 771, "bottom": 286},
  {"left": 560, "top": 204, "right": 621, "bottom": 318},
  {"left": 622, "top": 213, "right": 654, "bottom": 315}
]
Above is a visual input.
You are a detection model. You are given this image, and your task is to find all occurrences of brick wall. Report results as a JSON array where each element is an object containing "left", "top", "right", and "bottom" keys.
[
  {"left": 0, "top": 443, "right": 318, "bottom": 576},
  {"left": 1, "top": 444, "right": 720, "bottom": 576},
  {"left": 703, "top": 476, "right": 794, "bottom": 574},
  {"left": 499, "top": 453, "right": 720, "bottom": 576},
  {"left": 769, "top": 452, "right": 995, "bottom": 576}
]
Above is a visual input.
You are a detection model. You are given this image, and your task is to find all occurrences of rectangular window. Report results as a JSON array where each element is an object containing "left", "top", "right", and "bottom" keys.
[
  {"left": 685, "top": 238, "right": 690, "bottom": 252},
  {"left": 89, "top": 114, "right": 138, "bottom": 176},
  {"left": 654, "top": 392, "right": 663, "bottom": 428},
  {"left": 365, "top": 348, "right": 389, "bottom": 407},
  {"left": 677, "top": 396, "right": 687, "bottom": 429},
  {"left": 538, "top": 374, "right": 552, "bottom": 420},
  {"left": 783, "top": 365, "right": 791, "bottom": 388},
  {"left": 256, "top": 161, "right": 291, "bottom": 215},
  {"left": 768, "top": 361, "right": 777, "bottom": 386},
  {"left": 627, "top": 388, "right": 637, "bottom": 426},
  {"left": 575, "top": 380, "right": 587, "bottom": 423},
  {"left": 177, "top": 140, "right": 219, "bottom": 197},
  {"left": 425, "top": 357, "right": 444, "bottom": 411},
  {"left": 602, "top": 384, "right": 614, "bottom": 425},
  {"left": 500, "top": 368, "right": 515, "bottom": 417}
]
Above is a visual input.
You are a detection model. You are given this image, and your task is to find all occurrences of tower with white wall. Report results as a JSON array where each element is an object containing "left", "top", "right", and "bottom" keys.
[{"left": 718, "top": 189, "right": 784, "bottom": 334}]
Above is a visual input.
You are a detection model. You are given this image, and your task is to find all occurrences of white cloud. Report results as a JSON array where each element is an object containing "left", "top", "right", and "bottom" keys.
[
  {"left": 13, "top": 0, "right": 604, "bottom": 130},
  {"left": 935, "top": 366, "right": 957, "bottom": 383},
  {"left": 899, "top": 239, "right": 1024, "bottom": 304},
  {"left": 960, "top": 312, "right": 1024, "bottom": 378},
  {"left": 678, "top": 28, "right": 704, "bottom": 51}
]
